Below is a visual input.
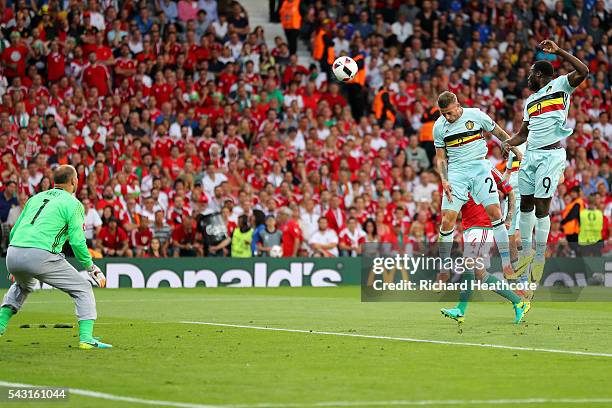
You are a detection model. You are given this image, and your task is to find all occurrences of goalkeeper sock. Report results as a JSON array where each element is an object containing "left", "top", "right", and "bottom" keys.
[
  {"left": 456, "top": 270, "right": 475, "bottom": 315},
  {"left": 491, "top": 219, "right": 511, "bottom": 268},
  {"left": 0, "top": 306, "right": 15, "bottom": 333},
  {"left": 482, "top": 273, "right": 521, "bottom": 304},
  {"left": 534, "top": 215, "right": 551, "bottom": 263},
  {"left": 79, "top": 319, "right": 95, "bottom": 343},
  {"left": 519, "top": 210, "right": 536, "bottom": 257}
]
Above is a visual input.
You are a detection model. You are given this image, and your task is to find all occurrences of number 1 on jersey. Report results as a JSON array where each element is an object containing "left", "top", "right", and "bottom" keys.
[{"left": 30, "top": 199, "right": 50, "bottom": 225}]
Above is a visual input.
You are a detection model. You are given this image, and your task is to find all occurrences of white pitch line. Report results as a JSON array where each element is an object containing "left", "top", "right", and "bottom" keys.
[
  {"left": 0, "top": 381, "right": 612, "bottom": 408},
  {"left": 179, "top": 321, "right": 612, "bottom": 359},
  {"left": 0, "top": 380, "right": 222, "bottom": 408},
  {"left": 0, "top": 381, "right": 611, "bottom": 408}
]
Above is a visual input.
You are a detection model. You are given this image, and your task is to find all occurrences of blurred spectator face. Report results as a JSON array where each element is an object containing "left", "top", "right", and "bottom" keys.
[
  {"left": 570, "top": 188, "right": 580, "bottom": 199},
  {"left": 420, "top": 172, "right": 430, "bottom": 185},
  {"left": 238, "top": 215, "right": 250, "bottom": 230},
  {"left": 375, "top": 179, "right": 385, "bottom": 192},
  {"left": 28, "top": 162, "right": 38, "bottom": 176},
  {"left": 4, "top": 182, "right": 16, "bottom": 197},
  {"left": 266, "top": 198, "right": 277, "bottom": 212},
  {"left": 416, "top": 211, "right": 428, "bottom": 224},
  {"left": 145, "top": 197, "right": 155, "bottom": 211},
  {"left": 183, "top": 216, "right": 193, "bottom": 230},
  {"left": 318, "top": 217, "right": 329, "bottom": 232},
  {"left": 305, "top": 199, "right": 316, "bottom": 212},
  {"left": 150, "top": 238, "right": 161, "bottom": 252},
  {"left": 266, "top": 216, "right": 276, "bottom": 230},
  {"left": 595, "top": 181, "right": 606, "bottom": 195},
  {"left": 220, "top": 207, "right": 231, "bottom": 220}
]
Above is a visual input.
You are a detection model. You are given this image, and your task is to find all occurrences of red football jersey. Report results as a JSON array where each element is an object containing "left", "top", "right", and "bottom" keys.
[
  {"left": 461, "top": 168, "right": 512, "bottom": 230},
  {"left": 98, "top": 226, "right": 129, "bottom": 250},
  {"left": 132, "top": 228, "right": 154, "bottom": 248},
  {"left": 280, "top": 220, "right": 302, "bottom": 257},
  {"left": 81, "top": 64, "right": 110, "bottom": 96}
]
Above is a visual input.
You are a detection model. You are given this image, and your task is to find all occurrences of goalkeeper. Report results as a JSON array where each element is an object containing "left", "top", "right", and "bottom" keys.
[{"left": 0, "top": 165, "right": 111, "bottom": 349}]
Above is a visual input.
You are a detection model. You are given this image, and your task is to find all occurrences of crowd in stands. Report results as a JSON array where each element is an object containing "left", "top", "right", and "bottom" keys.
[{"left": 0, "top": 0, "right": 609, "bottom": 259}]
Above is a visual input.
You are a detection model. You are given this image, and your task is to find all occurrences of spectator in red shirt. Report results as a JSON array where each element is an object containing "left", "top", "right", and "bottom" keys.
[
  {"left": 81, "top": 52, "right": 111, "bottom": 96},
  {"left": 151, "top": 71, "right": 173, "bottom": 108},
  {"left": 282, "top": 54, "right": 308, "bottom": 85},
  {"left": 93, "top": 31, "right": 115, "bottom": 66},
  {"left": 321, "top": 83, "right": 347, "bottom": 109},
  {"left": 97, "top": 217, "right": 133, "bottom": 257},
  {"left": 114, "top": 44, "right": 136, "bottom": 87},
  {"left": 325, "top": 195, "right": 347, "bottom": 233},
  {"left": 46, "top": 41, "right": 65, "bottom": 82},
  {"left": 132, "top": 217, "right": 154, "bottom": 256},
  {"left": 96, "top": 185, "right": 122, "bottom": 214},
  {"left": 2, "top": 31, "right": 28, "bottom": 79},
  {"left": 339, "top": 217, "right": 366, "bottom": 257},
  {"left": 172, "top": 215, "right": 203, "bottom": 257},
  {"left": 278, "top": 206, "right": 302, "bottom": 257}
]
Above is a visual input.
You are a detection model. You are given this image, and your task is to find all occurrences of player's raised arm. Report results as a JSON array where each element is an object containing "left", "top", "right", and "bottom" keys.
[
  {"left": 435, "top": 147, "right": 452, "bottom": 202},
  {"left": 539, "top": 40, "right": 589, "bottom": 88}
]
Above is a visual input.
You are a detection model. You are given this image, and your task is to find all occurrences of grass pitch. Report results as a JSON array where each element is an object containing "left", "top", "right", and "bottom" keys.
[{"left": 1, "top": 287, "right": 611, "bottom": 408}]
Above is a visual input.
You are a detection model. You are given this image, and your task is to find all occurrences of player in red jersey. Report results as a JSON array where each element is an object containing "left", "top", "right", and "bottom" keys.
[
  {"left": 437, "top": 168, "right": 514, "bottom": 281},
  {"left": 440, "top": 168, "right": 530, "bottom": 324},
  {"left": 460, "top": 168, "right": 514, "bottom": 272}
]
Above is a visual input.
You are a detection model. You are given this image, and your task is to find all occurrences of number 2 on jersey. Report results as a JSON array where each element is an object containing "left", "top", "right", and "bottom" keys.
[
  {"left": 30, "top": 199, "right": 50, "bottom": 225},
  {"left": 485, "top": 177, "right": 496, "bottom": 194}
]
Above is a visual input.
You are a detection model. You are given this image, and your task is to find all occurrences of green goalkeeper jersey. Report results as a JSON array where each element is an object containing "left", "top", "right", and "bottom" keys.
[{"left": 9, "top": 188, "right": 93, "bottom": 269}]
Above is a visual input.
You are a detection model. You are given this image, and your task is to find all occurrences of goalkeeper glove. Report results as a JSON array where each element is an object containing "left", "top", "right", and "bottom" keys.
[{"left": 86, "top": 264, "right": 106, "bottom": 288}]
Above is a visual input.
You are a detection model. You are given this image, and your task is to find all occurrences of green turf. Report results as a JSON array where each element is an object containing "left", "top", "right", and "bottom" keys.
[{"left": 1, "top": 287, "right": 611, "bottom": 408}]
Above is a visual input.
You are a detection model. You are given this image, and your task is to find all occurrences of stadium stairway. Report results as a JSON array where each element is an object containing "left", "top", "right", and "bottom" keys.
[{"left": 241, "top": 1, "right": 313, "bottom": 67}]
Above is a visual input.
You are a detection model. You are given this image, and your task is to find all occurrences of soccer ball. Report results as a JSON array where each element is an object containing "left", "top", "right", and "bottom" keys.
[
  {"left": 269, "top": 245, "right": 283, "bottom": 258},
  {"left": 332, "top": 56, "right": 358, "bottom": 82}
]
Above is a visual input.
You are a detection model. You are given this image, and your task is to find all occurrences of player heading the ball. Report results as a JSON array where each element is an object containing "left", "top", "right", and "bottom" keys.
[{"left": 433, "top": 91, "right": 524, "bottom": 280}]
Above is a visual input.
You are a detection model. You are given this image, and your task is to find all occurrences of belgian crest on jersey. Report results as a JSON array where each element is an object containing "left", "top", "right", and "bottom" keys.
[{"left": 465, "top": 120, "right": 474, "bottom": 130}]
